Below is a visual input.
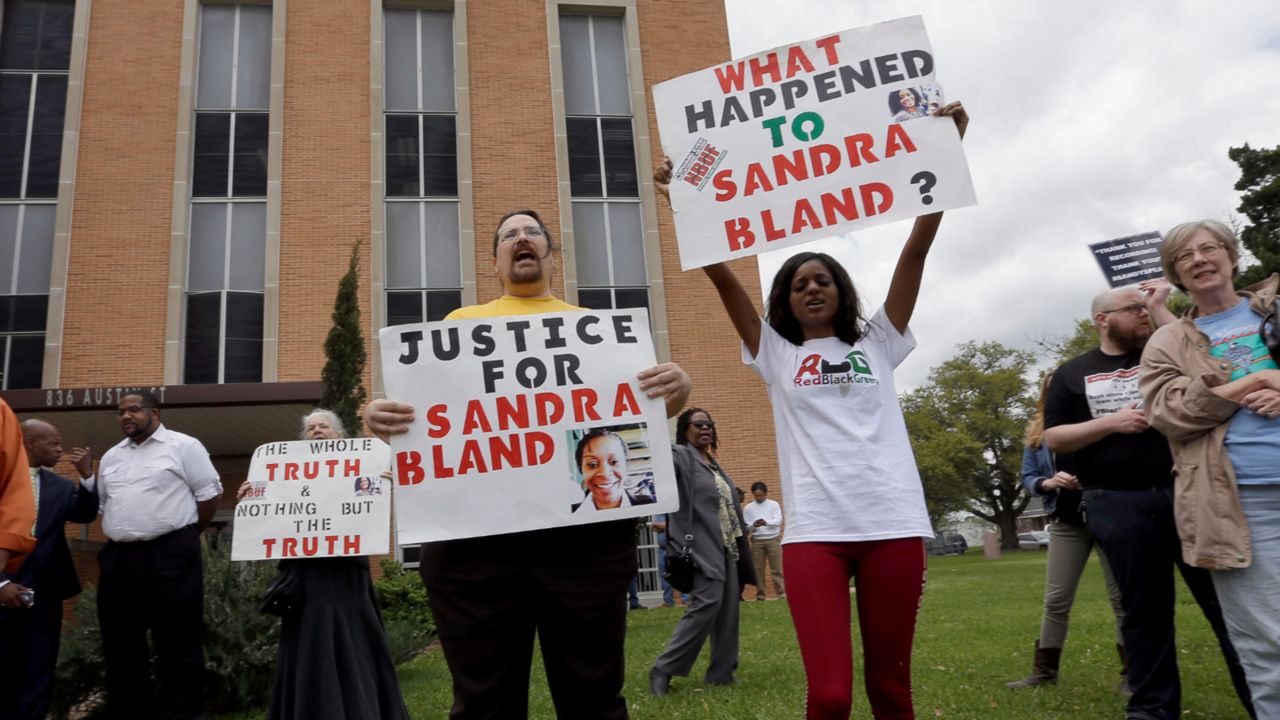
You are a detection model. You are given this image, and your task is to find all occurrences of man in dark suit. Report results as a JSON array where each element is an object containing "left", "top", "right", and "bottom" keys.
[{"left": 0, "top": 419, "right": 97, "bottom": 720}]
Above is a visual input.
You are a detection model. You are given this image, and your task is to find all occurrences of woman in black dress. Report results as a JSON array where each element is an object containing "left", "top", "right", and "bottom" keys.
[{"left": 267, "top": 409, "right": 409, "bottom": 720}]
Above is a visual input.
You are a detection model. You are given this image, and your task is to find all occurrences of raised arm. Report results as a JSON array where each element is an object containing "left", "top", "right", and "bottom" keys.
[
  {"left": 703, "top": 263, "right": 763, "bottom": 357},
  {"left": 1138, "top": 278, "right": 1177, "bottom": 328},
  {"left": 883, "top": 101, "right": 968, "bottom": 335},
  {"left": 654, "top": 158, "right": 763, "bottom": 356}
]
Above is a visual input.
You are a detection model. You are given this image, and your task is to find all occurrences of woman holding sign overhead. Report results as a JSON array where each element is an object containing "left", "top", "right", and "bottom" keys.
[
  {"left": 264, "top": 409, "right": 408, "bottom": 720},
  {"left": 656, "top": 101, "right": 966, "bottom": 720}
]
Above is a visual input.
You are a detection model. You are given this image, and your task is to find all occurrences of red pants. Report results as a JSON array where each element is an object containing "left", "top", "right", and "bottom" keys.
[{"left": 784, "top": 538, "right": 926, "bottom": 720}]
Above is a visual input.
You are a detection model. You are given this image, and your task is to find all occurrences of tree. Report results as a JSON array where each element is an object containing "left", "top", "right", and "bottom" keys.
[
  {"left": 902, "top": 341, "right": 1036, "bottom": 548},
  {"left": 1229, "top": 143, "right": 1280, "bottom": 287},
  {"left": 320, "top": 241, "right": 368, "bottom": 436},
  {"left": 1034, "top": 318, "right": 1097, "bottom": 367}
]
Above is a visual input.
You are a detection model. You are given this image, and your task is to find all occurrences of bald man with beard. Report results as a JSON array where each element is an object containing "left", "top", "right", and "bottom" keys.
[
  {"left": 0, "top": 419, "right": 97, "bottom": 720},
  {"left": 1042, "top": 284, "right": 1254, "bottom": 720}
]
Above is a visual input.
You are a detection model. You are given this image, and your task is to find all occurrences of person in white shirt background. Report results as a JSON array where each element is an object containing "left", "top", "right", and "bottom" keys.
[{"left": 743, "top": 481, "right": 784, "bottom": 601}]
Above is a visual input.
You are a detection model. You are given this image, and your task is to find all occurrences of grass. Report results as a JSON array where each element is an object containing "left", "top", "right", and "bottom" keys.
[{"left": 217, "top": 551, "right": 1251, "bottom": 719}]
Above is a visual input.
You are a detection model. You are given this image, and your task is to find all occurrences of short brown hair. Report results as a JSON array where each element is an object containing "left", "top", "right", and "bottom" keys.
[
  {"left": 491, "top": 209, "right": 555, "bottom": 256},
  {"left": 1161, "top": 219, "right": 1240, "bottom": 291}
]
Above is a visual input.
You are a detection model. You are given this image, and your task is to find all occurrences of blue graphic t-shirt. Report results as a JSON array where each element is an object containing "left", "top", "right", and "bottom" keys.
[{"left": 1194, "top": 299, "right": 1280, "bottom": 484}]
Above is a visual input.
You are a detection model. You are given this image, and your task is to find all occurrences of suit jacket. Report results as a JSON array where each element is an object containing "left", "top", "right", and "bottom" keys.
[
  {"left": 13, "top": 469, "right": 99, "bottom": 602},
  {"left": 668, "top": 446, "right": 730, "bottom": 582}
]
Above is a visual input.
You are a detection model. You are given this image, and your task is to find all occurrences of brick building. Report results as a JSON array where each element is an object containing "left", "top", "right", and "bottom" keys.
[{"left": 0, "top": 0, "right": 779, "bottom": 598}]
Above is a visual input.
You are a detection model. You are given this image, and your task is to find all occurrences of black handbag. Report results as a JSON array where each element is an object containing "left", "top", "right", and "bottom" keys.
[
  {"left": 1262, "top": 299, "right": 1280, "bottom": 365},
  {"left": 260, "top": 563, "right": 301, "bottom": 616},
  {"left": 664, "top": 537, "right": 697, "bottom": 594},
  {"left": 663, "top": 456, "right": 700, "bottom": 594}
]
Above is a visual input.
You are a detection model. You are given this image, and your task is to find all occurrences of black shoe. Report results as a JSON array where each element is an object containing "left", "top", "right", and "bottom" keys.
[
  {"left": 706, "top": 676, "right": 735, "bottom": 686},
  {"left": 649, "top": 667, "right": 671, "bottom": 696},
  {"left": 629, "top": 604, "right": 647, "bottom": 611}
]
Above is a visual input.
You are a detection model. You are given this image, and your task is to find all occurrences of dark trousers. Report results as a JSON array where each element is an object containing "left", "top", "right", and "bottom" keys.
[
  {"left": 0, "top": 598, "right": 64, "bottom": 720},
  {"left": 420, "top": 520, "right": 637, "bottom": 720},
  {"left": 97, "top": 525, "right": 206, "bottom": 720},
  {"left": 1085, "top": 487, "right": 1254, "bottom": 720}
]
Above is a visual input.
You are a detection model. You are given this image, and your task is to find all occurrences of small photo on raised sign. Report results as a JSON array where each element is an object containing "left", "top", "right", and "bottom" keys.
[
  {"left": 888, "top": 84, "right": 943, "bottom": 123},
  {"left": 353, "top": 476, "right": 384, "bottom": 497},
  {"left": 567, "top": 423, "right": 656, "bottom": 514}
]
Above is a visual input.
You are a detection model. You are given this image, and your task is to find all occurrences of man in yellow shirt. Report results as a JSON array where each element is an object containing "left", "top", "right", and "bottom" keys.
[{"left": 367, "top": 209, "right": 690, "bottom": 719}]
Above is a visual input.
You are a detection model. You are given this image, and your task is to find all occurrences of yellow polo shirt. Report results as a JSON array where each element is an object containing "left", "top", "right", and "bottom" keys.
[{"left": 446, "top": 295, "right": 580, "bottom": 320}]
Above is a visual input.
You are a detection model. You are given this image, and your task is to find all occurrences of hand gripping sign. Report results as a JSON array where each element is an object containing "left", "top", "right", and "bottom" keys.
[
  {"left": 380, "top": 309, "right": 678, "bottom": 544},
  {"left": 653, "top": 15, "right": 976, "bottom": 270},
  {"left": 232, "top": 438, "right": 392, "bottom": 561}
]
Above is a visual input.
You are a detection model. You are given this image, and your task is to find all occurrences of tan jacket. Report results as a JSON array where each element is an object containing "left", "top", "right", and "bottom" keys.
[{"left": 1139, "top": 274, "right": 1278, "bottom": 570}]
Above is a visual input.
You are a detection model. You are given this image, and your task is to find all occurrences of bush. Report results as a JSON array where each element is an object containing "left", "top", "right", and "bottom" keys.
[
  {"left": 201, "top": 540, "right": 281, "bottom": 713},
  {"left": 50, "top": 540, "right": 280, "bottom": 718},
  {"left": 51, "top": 585, "right": 106, "bottom": 719},
  {"left": 373, "top": 559, "right": 435, "bottom": 664}
]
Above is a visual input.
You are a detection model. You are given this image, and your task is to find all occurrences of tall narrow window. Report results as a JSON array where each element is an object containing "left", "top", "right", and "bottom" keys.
[
  {"left": 185, "top": 3, "right": 270, "bottom": 384},
  {"left": 383, "top": 8, "right": 460, "bottom": 326},
  {"left": 559, "top": 13, "right": 646, "bottom": 311},
  {"left": 0, "top": 0, "right": 73, "bottom": 389}
]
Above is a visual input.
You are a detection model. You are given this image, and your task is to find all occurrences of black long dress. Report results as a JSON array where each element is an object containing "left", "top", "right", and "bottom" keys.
[{"left": 267, "top": 557, "right": 410, "bottom": 720}]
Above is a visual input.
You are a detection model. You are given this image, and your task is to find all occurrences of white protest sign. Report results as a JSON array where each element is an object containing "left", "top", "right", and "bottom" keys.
[
  {"left": 231, "top": 438, "right": 391, "bottom": 561},
  {"left": 380, "top": 309, "right": 678, "bottom": 544},
  {"left": 1089, "top": 231, "right": 1164, "bottom": 288},
  {"left": 653, "top": 15, "right": 976, "bottom": 270}
]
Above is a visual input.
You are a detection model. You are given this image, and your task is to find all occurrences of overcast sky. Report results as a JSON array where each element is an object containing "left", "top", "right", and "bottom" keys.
[{"left": 718, "top": 0, "right": 1280, "bottom": 391}]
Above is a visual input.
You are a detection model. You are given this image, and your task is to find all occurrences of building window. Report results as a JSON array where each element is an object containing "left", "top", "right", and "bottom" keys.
[
  {"left": 0, "top": 0, "right": 73, "bottom": 389},
  {"left": 185, "top": 3, "right": 271, "bottom": 384},
  {"left": 382, "top": 7, "right": 461, "bottom": 325},
  {"left": 559, "top": 13, "right": 646, "bottom": 311}
]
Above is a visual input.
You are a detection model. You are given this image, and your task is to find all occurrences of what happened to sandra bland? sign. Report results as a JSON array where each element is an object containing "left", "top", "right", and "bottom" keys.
[
  {"left": 231, "top": 438, "right": 392, "bottom": 561},
  {"left": 380, "top": 309, "right": 678, "bottom": 544},
  {"left": 653, "top": 15, "right": 977, "bottom": 270}
]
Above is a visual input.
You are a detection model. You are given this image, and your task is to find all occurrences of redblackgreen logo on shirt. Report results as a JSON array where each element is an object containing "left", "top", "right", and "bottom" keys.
[{"left": 793, "top": 350, "right": 879, "bottom": 387}]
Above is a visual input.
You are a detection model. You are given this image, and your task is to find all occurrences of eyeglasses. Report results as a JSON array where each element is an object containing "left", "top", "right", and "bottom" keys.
[
  {"left": 497, "top": 225, "right": 546, "bottom": 244},
  {"left": 1101, "top": 303, "right": 1147, "bottom": 316},
  {"left": 114, "top": 405, "right": 155, "bottom": 417},
  {"left": 1174, "top": 241, "right": 1225, "bottom": 267},
  {"left": 690, "top": 421, "right": 715, "bottom": 430}
]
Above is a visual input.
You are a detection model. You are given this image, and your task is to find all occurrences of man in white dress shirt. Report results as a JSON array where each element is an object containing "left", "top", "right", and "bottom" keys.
[
  {"left": 742, "top": 482, "right": 784, "bottom": 601},
  {"left": 86, "top": 390, "right": 221, "bottom": 719}
]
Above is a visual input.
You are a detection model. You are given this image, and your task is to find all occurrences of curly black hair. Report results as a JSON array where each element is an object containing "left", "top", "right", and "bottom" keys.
[
  {"left": 765, "top": 251, "right": 864, "bottom": 346},
  {"left": 573, "top": 428, "right": 628, "bottom": 469}
]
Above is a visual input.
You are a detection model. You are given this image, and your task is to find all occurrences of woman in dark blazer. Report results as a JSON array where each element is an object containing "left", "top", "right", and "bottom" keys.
[{"left": 649, "top": 407, "right": 755, "bottom": 695}]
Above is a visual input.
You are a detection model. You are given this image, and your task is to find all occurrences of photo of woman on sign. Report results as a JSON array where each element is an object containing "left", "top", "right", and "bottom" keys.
[
  {"left": 570, "top": 425, "right": 656, "bottom": 513},
  {"left": 888, "top": 87, "right": 928, "bottom": 122}
]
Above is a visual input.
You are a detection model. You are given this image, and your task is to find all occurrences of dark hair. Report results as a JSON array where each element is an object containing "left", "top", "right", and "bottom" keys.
[
  {"left": 888, "top": 87, "right": 924, "bottom": 114},
  {"left": 765, "top": 252, "right": 863, "bottom": 346},
  {"left": 675, "top": 407, "right": 718, "bottom": 450},
  {"left": 750, "top": 481, "right": 767, "bottom": 493},
  {"left": 492, "top": 209, "right": 556, "bottom": 256},
  {"left": 574, "top": 428, "right": 628, "bottom": 468},
  {"left": 123, "top": 389, "right": 161, "bottom": 409}
]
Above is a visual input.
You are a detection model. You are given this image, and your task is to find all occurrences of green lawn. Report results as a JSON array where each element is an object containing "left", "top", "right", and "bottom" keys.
[{"left": 221, "top": 551, "right": 1251, "bottom": 719}]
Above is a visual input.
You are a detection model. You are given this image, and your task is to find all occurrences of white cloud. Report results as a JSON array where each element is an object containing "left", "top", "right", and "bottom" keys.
[{"left": 722, "top": 0, "right": 1280, "bottom": 389}]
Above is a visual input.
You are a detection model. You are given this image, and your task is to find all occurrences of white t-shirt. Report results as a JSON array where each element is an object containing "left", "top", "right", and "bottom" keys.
[{"left": 744, "top": 306, "right": 933, "bottom": 543}]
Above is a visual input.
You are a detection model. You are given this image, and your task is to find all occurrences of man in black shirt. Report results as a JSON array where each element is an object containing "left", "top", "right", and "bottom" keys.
[{"left": 1044, "top": 286, "right": 1253, "bottom": 720}]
